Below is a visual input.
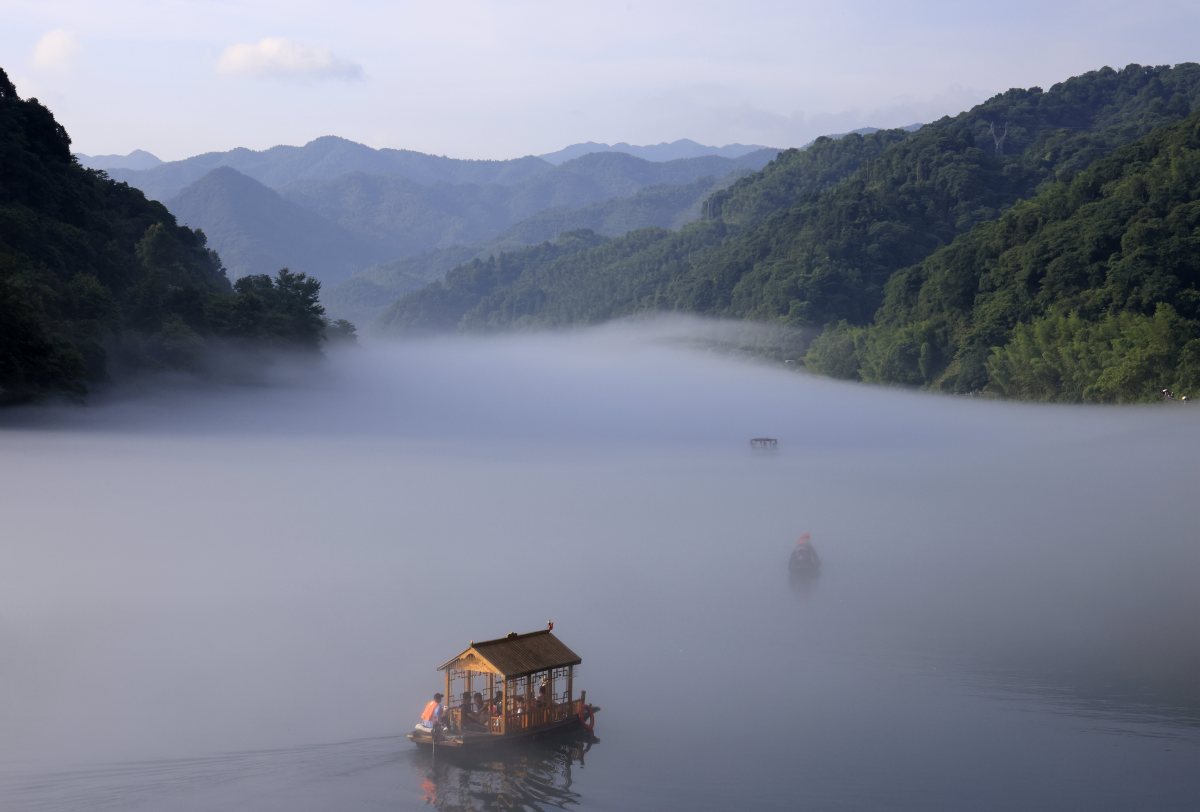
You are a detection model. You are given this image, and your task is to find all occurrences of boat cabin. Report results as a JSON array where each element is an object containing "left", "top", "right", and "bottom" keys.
[{"left": 410, "top": 626, "right": 596, "bottom": 749}]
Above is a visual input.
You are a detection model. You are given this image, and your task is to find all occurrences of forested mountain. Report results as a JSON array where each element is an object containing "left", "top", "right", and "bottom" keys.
[
  {"left": 325, "top": 175, "right": 729, "bottom": 326},
  {"left": 808, "top": 111, "right": 1200, "bottom": 401},
  {"left": 673, "top": 63, "right": 1200, "bottom": 327},
  {"left": 376, "top": 127, "right": 916, "bottom": 331},
  {"left": 167, "top": 167, "right": 394, "bottom": 285},
  {"left": 165, "top": 146, "right": 775, "bottom": 289},
  {"left": 0, "top": 69, "right": 343, "bottom": 404},
  {"left": 378, "top": 64, "right": 1200, "bottom": 401},
  {"left": 490, "top": 175, "right": 726, "bottom": 247},
  {"left": 539, "top": 139, "right": 775, "bottom": 164}
]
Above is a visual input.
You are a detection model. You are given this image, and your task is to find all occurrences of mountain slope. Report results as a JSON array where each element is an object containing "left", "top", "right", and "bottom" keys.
[
  {"left": 674, "top": 63, "right": 1200, "bottom": 327},
  {"left": 379, "top": 63, "right": 1200, "bottom": 343},
  {"left": 0, "top": 68, "right": 335, "bottom": 402},
  {"left": 167, "top": 167, "right": 394, "bottom": 285},
  {"left": 809, "top": 110, "right": 1200, "bottom": 400},
  {"left": 323, "top": 175, "right": 730, "bottom": 326},
  {"left": 374, "top": 126, "right": 912, "bottom": 333}
]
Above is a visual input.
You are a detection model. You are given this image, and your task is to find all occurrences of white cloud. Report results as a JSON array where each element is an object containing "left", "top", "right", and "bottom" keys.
[
  {"left": 217, "top": 37, "right": 362, "bottom": 81},
  {"left": 33, "top": 29, "right": 80, "bottom": 73}
]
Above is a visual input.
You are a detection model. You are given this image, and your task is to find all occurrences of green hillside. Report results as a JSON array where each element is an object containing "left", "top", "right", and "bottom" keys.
[
  {"left": 0, "top": 69, "right": 341, "bottom": 404},
  {"left": 810, "top": 111, "right": 1200, "bottom": 401},
  {"left": 379, "top": 64, "right": 1200, "bottom": 401},
  {"left": 375, "top": 125, "right": 899, "bottom": 333}
]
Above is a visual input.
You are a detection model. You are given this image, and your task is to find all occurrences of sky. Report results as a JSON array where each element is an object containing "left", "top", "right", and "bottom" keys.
[{"left": 3, "top": 0, "right": 1198, "bottom": 161}]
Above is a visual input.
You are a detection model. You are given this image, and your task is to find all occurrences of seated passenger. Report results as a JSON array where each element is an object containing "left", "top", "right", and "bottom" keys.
[{"left": 460, "top": 691, "right": 487, "bottom": 730}]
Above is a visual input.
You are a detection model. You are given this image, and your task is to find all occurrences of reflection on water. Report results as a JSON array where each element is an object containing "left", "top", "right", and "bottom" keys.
[
  {"left": 787, "top": 565, "right": 820, "bottom": 599},
  {"left": 416, "top": 734, "right": 594, "bottom": 811}
]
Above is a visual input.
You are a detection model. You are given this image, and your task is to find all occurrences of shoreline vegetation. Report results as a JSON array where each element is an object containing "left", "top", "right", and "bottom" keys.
[{"left": 0, "top": 68, "right": 355, "bottom": 406}]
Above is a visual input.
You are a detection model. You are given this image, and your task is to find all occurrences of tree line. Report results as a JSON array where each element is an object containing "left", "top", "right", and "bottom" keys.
[{"left": 0, "top": 68, "right": 353, "bottom": 404}]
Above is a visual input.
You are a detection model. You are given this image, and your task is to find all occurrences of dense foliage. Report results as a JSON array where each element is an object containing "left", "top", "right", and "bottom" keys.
[
  {"left": 812, "top": 111, "right": 1200, "bottom": 400},
  {"left": 0, "top": 69, "right": 343, "bottom": 404}
]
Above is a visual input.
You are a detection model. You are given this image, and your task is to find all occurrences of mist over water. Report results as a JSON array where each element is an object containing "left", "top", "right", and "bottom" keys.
[{"left": 2, "top": 317, "right": 1199, "bottom": 810}]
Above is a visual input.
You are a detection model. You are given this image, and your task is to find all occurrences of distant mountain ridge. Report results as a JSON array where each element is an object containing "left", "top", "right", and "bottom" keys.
[
  {"left": 74, "top": 148, "right": 162, "bottom": 171},
  {"left": 108, "top": 136, "right": 554, "bottom": 203},
  {"left": 158, "top": 146, "right": 777, "bottom": 285},
  {"left": 538, "top": 138, "right": 776, "bottom": 165},
  {"left": 107, "top": 136, "right": 779, "bottom": 204}
]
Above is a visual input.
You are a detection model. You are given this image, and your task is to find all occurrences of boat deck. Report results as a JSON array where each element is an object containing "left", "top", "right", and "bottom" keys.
[{"left": 409, "top": 705, "right": 600, "bottom": 750}]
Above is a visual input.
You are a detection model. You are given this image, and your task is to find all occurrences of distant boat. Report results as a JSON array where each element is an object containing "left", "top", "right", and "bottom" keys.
[
  {"left": 789, "top": 535, "right": 821, "bottom": 577},
  {"left": 750, "top": 437, "right": 778, "bottom": 450},
  {"left": 408, "top": 625, "right": 599, "bottom": 751}
]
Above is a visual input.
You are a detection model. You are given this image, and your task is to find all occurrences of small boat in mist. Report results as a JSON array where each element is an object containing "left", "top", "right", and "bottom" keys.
[
  {"left": 789, "top": 532, "right": 821, "bottom": 579},
  {"left": 409, "top": 623, "right": 600, "bottom": 751},
  {"left": 750, "top": 437, "right": 779, "bottom": 450}
]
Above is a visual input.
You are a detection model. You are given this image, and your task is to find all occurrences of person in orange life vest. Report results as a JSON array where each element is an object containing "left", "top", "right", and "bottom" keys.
[{"left": 419, "top": 692, "right": 445, "bottom": 729}]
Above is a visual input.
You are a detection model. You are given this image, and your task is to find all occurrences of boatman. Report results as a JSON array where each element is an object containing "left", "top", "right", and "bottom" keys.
[
  {"left": 419, "top": 692, "right": 445, "bottom": 730},
  {"left": 791, "top": 532, "right": 820, "bottom": 569}
]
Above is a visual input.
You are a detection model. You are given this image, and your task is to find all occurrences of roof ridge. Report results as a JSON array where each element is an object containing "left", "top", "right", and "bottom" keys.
[{"left": 474, "top": 628, "right": 551, "bottom": 647}]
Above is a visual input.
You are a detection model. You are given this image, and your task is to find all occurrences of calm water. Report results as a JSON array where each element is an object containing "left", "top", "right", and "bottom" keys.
[{"left": 2, "top": 321, "right": 1199, "bottom": 810}]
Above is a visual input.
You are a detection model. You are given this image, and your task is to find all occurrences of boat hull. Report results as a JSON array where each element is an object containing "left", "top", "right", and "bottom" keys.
[{"left": 408, "top": 708, "right": 599, "bottom": 751}]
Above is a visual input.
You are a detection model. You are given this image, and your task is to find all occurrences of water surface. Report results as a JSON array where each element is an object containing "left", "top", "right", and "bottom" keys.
[{"left": 2, "top": 320, "right": 1198, "bottom": 810}]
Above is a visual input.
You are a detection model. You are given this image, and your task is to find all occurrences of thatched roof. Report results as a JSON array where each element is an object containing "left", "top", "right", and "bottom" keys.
[{"left": 438, "top": 630, "right": 582, "bottom": 679}]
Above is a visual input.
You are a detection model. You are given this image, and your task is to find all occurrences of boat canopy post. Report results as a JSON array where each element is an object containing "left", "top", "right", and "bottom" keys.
[{"left": 567, "top": 665, "right": 574, "bottom": 707}]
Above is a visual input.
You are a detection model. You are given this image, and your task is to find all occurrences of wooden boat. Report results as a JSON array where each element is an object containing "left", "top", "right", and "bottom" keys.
[
  {"left": 408, "top": 625, "right": 599, "bottom": 751},
  {"left": 750, "top": 437, "right": 778, "bottom": 450}
]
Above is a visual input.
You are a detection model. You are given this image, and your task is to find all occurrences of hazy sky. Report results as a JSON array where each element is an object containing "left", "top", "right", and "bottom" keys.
[{"left": 3, "top": 0, "right": 1198, "bottom": 160}]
